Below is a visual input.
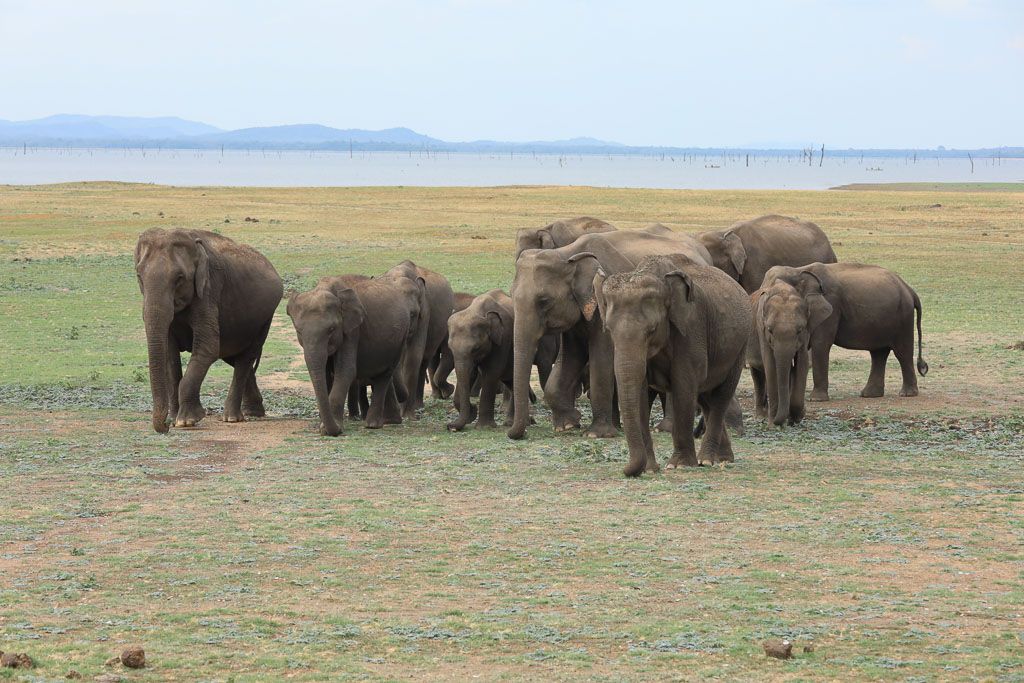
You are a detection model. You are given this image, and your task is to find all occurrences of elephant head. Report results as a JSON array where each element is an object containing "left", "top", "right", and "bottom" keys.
[
  {"left": 287, "top": 278, "right": 366, "bottom": 436},
  {"left": 134, "top": 228, "right": 213, "bottom": 433},
  {"left": 446, "top": 291, "right": 509, "bottom": 431},
  {"left": 507, "top": 249, "right": 601, "bottom": 438},
  {"left": 515, "top": 227, "right": 557, "bottom": 259},
  {"left": 698, "top": 230, "right": 747, "bottom": 283},
  {"left": 594, "top": 255, "right": 696, "bottom": 476},
  {"left": 754, "top": 268, "right": 833, "bottom": 426}
]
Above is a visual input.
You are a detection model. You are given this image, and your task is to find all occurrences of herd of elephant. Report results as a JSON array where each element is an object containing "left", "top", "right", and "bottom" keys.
[{"left": 134, "top": 214, "right": 928, "bottom": 477}]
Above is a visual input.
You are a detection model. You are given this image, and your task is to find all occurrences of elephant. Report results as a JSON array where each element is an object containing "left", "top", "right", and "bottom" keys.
[
  {"left": 383, "top": 260, "right": 455, "bottom": 418},
  {"left": 514, "top": 216, "right": 616, "bottom": 260},
  {"left": 429, "top": 291, "right": 477, "bottom": 401},
  {"left": 594, "top": 254, "right": 751, "bottom": 476},
  {"left": 287, "top": 274, "right": 423, "bottom": 435},
  {"left": 754, "top": 262, "right": 929, "bottom": 426},
  {"left": 134, "top": 228, "right": 282, "bottom": 433},
  {"left": 446, "top": 289, "right": 558, "bottom": 431},
  {"left": 697, "top": 214, "right": 838, "bottom": 293},
  {"left": 508, "top": 229, "right": 713, "bottom": 440}
]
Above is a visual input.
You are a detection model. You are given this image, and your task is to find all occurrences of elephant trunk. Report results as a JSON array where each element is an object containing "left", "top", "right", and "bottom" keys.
[
  {"left": 143, "top": 299, "right": 172, "bottom": 433},
  {"left": 448, "top": 356, "right": 476, "bottom": 431},
  {"left": 305, "top": 346, "right": 341, "bottom": 436},
  {"left": 507, "top": 314, "right": 541, "bottom": 440},
  {"left": 772, "top": 350, "right": 795, "bottom": 426},
  {"left": 615, "top": 352, "right": 650, "bottom": 477}
]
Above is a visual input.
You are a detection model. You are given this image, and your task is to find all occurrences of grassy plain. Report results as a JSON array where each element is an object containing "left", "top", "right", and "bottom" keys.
[{"left": 0, "top": 182, "right": 1022, "bottom": 681}]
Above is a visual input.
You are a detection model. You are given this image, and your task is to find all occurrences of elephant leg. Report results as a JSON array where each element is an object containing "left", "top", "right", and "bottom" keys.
[
  {"left": 585, "top": 331, "right": 618, "bottom": 438},
  {"left": 383, "top": 382, "right": 403, "bottom": 425},
  {"left": 697, "top": 379, "right": 739, "bottom": 465},
  {"left": 242, "top": 372, "right": 266, "bottom": 417},
  {"left": 751, "top": 366, "right": 768, "bottom": 418},
  {"left": 666, "top": 381, "right": 698, "bottom": 468},
  {"left": 725, "top": 397, "right": 744, "bottom": 436},
  {"left": 366, "top": 374, "right": 395, "bottom": 429},
  {"left": 476, "top": 375, "right": 500, "bottom": 428},
  {"left": 433, "top": 346, "right": 456, "bottom": 400},
  {"left": 224, "top": 359, "right": 251, "bottom": 423},
  {"left": 809, "top": 343, "right": 832, "bottom": 401},
  {"left": 348, "top": 384, "right": 363, "bottom": 420},
  {"left": 545, "top": 334, "right": 585, "bottom": 432},
  {"left": 502, "top": 385, "right": 515, "bottom": 426},
  {"left": 655, "top": 392, "right": 673, "bottom": 433},
  {"left": 612, "top": 383, "right": 621, "bottom": 430},
  {"left": 861, "top": 348, "right": 889, "bottom": 398},
  {"left": 175, "top": 353, "right": 216, "bottom": 427},
  {"left": 894, "top": 334, "right": 919, "bottom": 397},
  {"left": 167, "top": 336, "right": 183, "bottom": 422}
]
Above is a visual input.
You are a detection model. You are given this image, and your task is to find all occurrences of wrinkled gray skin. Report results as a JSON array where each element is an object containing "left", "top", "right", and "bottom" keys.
[
  {"left": 446, "top": 290, "right": 558, "bottom": 431},
  {"left": 384, "top": 260, "right": 455, "bottom": 418},
  {"left": 514, "top": 217, "right": 616, "bottom": 260},
  {"left": 698, "top": 214, "right": 838, "bottom": 293},
  {"left": 287, "top": 275, "right": 422, "bottom": 435},
  {"left": 756, "top": 262, "right": 928, "bottom": 426},
  {"left": 135, "top": 228, "right": 283, "bottom": 433},
  {"left": 596, "top": 255, "right": 751, "bottom": 476},
  {"left": 430, "top": 291, "right": 476, "bottom": 401},
  {"left": 508, "top": 230, "right": 713, "bottom": 440}
]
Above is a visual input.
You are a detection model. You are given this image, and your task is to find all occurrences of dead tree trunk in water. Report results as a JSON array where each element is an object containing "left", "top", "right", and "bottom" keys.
[
  {"left": 967, "top": 152, "right": 974, "bottom": 174},
  {"left": 819, "top": 144, "right": 824, "bottom": 167}
]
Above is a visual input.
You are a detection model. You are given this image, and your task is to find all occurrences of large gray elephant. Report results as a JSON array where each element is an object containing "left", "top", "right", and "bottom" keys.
[
  {"left": 384, "top": 260, "right": 455, "bottom": 418},
  {"left": 755, "top": 262, "right": 929, "bottom": 426},
  {"left": 287, "top": 274, "right": 423, "bottom": 435},
  {"left": 697, "top": 214, "right": 838, "bottom": 293},
  {"left": 446, "top": 289, "right": 558, "bottom": 431},
  {"left": 508, "top": 230, "right": 712, "bottom": 440},
  {"left": 514, "top": 217, "right": 616, "bottom": 260},
  {"left": 134, "top": 228, "right": 282, "bottom": 433},
  {"left": 595, "top": 254, "right": 751, "bottom": 476}
]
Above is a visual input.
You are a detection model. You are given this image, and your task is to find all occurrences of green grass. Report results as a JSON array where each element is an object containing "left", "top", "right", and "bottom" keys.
[
  {"left": 0, "top": 183, "right": 1022, "bottom": 680},
  {"left": 833, "top": 182, "right": 1024, "bottom": 192}
]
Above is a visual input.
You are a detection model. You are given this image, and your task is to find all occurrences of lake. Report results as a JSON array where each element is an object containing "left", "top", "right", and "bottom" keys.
[{"left": 1, "top": 147, "right": 1021, "bottom": 190}]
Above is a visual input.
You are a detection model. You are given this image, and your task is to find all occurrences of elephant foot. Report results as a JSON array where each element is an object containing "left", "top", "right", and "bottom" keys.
[
  {"left": 223, "top": 414, "right": 245, "bottom": 424},
  {"left": 434, "top": 382, "right": 455, "bottom": 400},
  {"left": 808, "top": 391, "right": 830, "bottom": 402},
  {"left": 654, "top": 419, "right": 673, "bottom": 433},
  {"left": 860, "top": 386, "right": 884, "bottom": 398},
  {"left": 364, "top": 419, "right": 384, "bottom": 429},
  {"left": 585, "top": 422, "right": 619, "bottom": 438},
  {"left": 383, "top": 414, "right": 403, "bottom": 425},
  {"left": 899, "top": 386, "right": 919, "bottom": 397},
  {"left": 477, "top": 419, "right": 498, "bottom": 429},
  {"left": 553, "top": 421, "right": 580, "bottom": 433},
  {"left": 242, "top": 403, "right": 266, "bottom": 418},
  {"left": 174, "top": 403, "right": 206, "bottom": 428},
  {"left": 666, "top": 452, "right": 699, "bottom": 468},
  {"left": 446, "top": 422, "right": 466, "bottom": 432}
]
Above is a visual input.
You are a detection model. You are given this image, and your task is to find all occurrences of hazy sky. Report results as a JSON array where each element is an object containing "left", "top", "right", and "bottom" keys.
[{"left": 1, "top": 0, "right": 1021, "bottom": 147}]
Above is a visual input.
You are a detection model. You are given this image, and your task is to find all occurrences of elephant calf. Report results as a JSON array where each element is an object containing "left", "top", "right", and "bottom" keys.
[
  {"left": 595, "top": 254, "right": 751, "bottom": 477},
  {"left": 753, "top": 262, "right": 929, "bottom": 426},
  {"left": 446, "top": 290, "right": 558, "bottom": 431},
  {"left": 287, "top": 274, "right": 423, "bottom": 435}
]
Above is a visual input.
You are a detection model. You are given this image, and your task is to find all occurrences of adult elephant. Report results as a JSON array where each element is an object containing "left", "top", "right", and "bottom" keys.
[
  {"left": 287, "top": 274, "right": 421, "bottom": 435},
  {"left": 755, "top": 262, "right": 928, "bottom": 425},
  {"left": 384, "top": 260, "right": 454, "bottom": 418},
  {"left": 514, "top": 217, "right": 616, "bottom": 260},
  {"left": 134, "top": 228, "right": 282, "bottom": 433},
  {"left": 508, "top": 230, "right": 712, "bottom": 440},
  {"left": 595, "top": 254, "right": 750, "bottom": 476},
  {"left": 697, "top": 214, "right": 838, "bottom": 293}
]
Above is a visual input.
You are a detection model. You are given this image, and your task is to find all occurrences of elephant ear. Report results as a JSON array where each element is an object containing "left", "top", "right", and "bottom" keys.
[
  {"left": 665, "top": 269, "right": 696, "bottom": 334},
  {"left": 538, "top": 229, "right": 556, "bottom": 250},
  {"left": 486, "top": 309, "right": 504, "bottom": 347},
  {"left": 722, "top": 231, "right": 747, "bottom": 278},
  {"left": 798, "top": 271, "right": 833, "bottom": 332},
  {"left": 327, "top": 280, "right": 365, "bottom": 333},
  {"left": 567, "top": 252, "right": 601, "bottom": 321},
  {"left": 194, "top": 238, "right": 211, "bottom": 299},
  {"left": 592, "top": 268, "right": 609, "bottom": 328}
]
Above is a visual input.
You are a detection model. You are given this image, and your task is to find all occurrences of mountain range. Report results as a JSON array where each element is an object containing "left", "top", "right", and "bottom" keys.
[{"left": 0, "top": 114, "right": 1019, "bottom": 156}]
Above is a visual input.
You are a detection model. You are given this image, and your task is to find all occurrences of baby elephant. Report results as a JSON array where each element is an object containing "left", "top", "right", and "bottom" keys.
[
  {"left": 595, "top": 254, "right": 751, "bottom": 476},
  {"left": 287, "top": 274, "right": 423, "bottom": 435},
  {"left": 753, "top": 262, "right": 928, "bottom": 426},
  {"left": 446, "top": 290, "right": 558, "bottom": 431}
]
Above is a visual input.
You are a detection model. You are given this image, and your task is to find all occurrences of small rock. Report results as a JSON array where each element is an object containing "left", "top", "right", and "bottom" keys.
[
  {"left": 1, "top": 652, "right": 34, "bottom": 668},
  {"left": 66, "top": 670, "right": 83, "bottom": 679},
  {"left": 762, "top": 639, "right": 793, "bottom": 659},
  {"left": 803, "top": 642, "right": 815, "bottom": 653},
  {"left": 120, "top": 646, "right": 145, "bottom": 669},
  {"left": 94, "top": 674, "right": 123, "bottom": 683}
]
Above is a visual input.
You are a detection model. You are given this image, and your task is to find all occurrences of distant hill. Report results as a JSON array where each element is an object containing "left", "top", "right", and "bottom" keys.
[
  {"left": 197, "top": 124, "right": 442, "bottom": 146},
  {"left": 0, "top": 114, "right": 222, "bottom": 141}
]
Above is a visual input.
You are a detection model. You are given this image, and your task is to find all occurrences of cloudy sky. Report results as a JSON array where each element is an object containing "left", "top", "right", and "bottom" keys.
[{"left": 1, "top": 0, "right": 1021, "bottom": 147}]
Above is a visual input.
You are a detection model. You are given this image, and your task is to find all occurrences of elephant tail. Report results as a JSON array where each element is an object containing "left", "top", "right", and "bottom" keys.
[{"left": 913, "top": 291, "right": 928, "bottom": 376}]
